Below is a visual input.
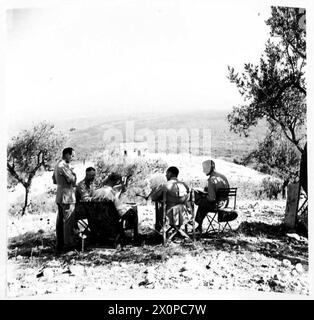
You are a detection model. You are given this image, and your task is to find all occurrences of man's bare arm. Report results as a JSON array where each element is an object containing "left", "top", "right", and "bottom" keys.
[{"left": 151, "top": 185, "right": 165, "bottom": 202}]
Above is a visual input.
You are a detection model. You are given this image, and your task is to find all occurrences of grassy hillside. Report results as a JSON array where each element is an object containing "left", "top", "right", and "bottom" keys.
[{"left": 66, "top": 110, "right": 267, "bottom": 161}]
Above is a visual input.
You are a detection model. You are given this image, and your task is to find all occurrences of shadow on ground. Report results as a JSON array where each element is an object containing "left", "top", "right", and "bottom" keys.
[
  {"left": 8, "top": 230, "right": 56, "bottom": 257},
  {"left": 7, "top": 230, "right": 183, "bottom": 265},
  {"left": 236, "top": 221, "right": 287, "bottom": 239},
  {"left": 199, "top": 221, "right": 308, "bottom": 264},
  {"left": 7, "top": 220, "right": 308, "bottom": 268}
]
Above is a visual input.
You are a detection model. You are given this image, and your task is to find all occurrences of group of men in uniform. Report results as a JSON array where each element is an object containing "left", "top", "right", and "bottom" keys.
[
  {"left": 53, "top": 147, "right": 230, "bottom": 252},
  {"left": 150, "top": 160, "right": 230, "bottom": 235}
]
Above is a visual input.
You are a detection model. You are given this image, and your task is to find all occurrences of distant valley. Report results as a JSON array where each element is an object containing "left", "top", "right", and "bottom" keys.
[{"left": 64, "top": 110, "right": 267, "bottom": 162}]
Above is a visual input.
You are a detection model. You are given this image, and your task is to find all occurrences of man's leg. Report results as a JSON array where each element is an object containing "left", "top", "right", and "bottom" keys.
[
  {"left": 195, "top": 198, "right": 215, "bottom": 232},
  {"left": 132, "top": 209, "right": 139, "bottom": 243},
  {"left": 56, "top": 204, "right": 64, "bottom": 251},
  {"left": 129, "top": 208, "right": 139, "bottom": 242},
  {"left": 63, "top": 203, "right": 76, "bottom": 247},
  {"left": 120, "top": 208, "right": 139, "bottom": 242},
  {"left": 155, "top": 206, "right": 163, "bottom": 232}
]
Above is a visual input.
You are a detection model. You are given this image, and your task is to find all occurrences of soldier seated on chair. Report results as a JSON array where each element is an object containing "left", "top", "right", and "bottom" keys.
[
  {"left": 91, "top": 173, "right": 139, "bottom": 241},
  {"left": 76, "top": 167, "right": 96, "bottom": 202},
  {"left": 150, "top": 166, "right": 190, "bottom": 232},
  {"left": 195, "top": 160, "right": 230, "bottom": 233},
  {"left": 76, "top": 170, "right": 130, "bottom": 217},
  {"left": 74, "top": 167, "right": 97, "bottom": 226},
  {"left": 74, "top": 170, "right": 138, "bottom": 241}
]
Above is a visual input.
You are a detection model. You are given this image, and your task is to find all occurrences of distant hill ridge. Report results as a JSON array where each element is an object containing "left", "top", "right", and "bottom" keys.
[{"left": 66, "top": 110, "right": 267, "bottom": 161}]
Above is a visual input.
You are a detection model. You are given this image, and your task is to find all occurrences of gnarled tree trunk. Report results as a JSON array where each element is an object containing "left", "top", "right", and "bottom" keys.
[{"left": 22, "top": 184, "right": 31, "bottom": 215}]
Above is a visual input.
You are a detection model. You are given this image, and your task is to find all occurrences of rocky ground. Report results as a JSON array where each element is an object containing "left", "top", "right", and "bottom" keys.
[{"left": 6, "top": 199, "right": 309, "bottom": 298}]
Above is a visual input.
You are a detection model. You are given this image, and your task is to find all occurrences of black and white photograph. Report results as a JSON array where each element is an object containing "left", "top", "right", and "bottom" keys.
[{"left": 1, "top": 0, "right": 312, "bottom": 300}]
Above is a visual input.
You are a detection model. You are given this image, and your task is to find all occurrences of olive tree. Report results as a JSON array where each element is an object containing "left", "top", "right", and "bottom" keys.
[
  {"left": 7, "top": 122, "right": 66, "bottom": 215},
  {"left": 243, "top": 127, "right": 300, "bottom": 197},
  {"left": 227, "top": 6, "right": 306, "bottom": 154}
]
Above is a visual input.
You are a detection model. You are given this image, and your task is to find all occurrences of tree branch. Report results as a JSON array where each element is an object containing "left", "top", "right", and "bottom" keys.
[
  {"left": 7, "top": 162, "right": 26, "bottom": 187},
  {"left": 26, "top": 151, "right": 44, "bottom": 186},
  {"left": 292, "top": 82, "right": 306, "bottom": 96},
  {"left": 286, "top": 37, "right": 306, "bottom": 60}
]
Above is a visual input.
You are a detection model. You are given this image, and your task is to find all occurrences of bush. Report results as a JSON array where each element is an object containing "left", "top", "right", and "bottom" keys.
[
  {"left": 232, "top": 157, "right": 243, "bottom": 165},
  {"left": 7, "top": 172, "right": 18, "bottom": 191},
  {"left": 46, "top": 186, "right": 57, "bottom": 197},
  {"left": 9, "top": 191, "right": 57, "bottom": 217},
  {"left": 27, "top": 194, "right": 56, "bottom": 215},
  {"left": 8, "top": 195, "right": 25, "bottom": 216},
  {"left": 94, "top": 154, "right": 168, "bottom": 203},
  {"left": 254, "top": 177, "right": 282, "bottom": 200},
  {"left": 253, "top": 163, "right": 271, "bottom": 175}
]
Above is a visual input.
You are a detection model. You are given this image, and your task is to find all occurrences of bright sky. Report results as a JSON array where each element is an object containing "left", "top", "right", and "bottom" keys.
[{"left": 4, "top": 0, "right": 273, "bottom": 130}]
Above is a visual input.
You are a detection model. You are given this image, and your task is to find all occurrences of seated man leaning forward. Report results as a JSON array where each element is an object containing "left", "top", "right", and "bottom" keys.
[
  {"left": 89, "top": 173, "right": 139, "bottom": 240},
  {"left": 195, "top": 159, "right": 230, "bottom": 233},
  {"left": 150, "top": 166, "right": 190, "bottom": 232}
]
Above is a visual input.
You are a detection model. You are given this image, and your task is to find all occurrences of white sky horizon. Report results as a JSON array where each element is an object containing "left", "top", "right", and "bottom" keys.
[{"left": 4, "top": 0, "right": 276, "bottom": 131}]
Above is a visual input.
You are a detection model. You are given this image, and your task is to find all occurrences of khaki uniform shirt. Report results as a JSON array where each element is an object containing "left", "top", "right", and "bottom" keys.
[
  {"left": 52, "top": 160, "right": 77, "bottom": 204},
  {"left": 151, "top": 177, "right": 189, "bottom": 209},
  {"left": 76, "top": 179, "right": 95, "bottom": 202},
  {"left": 207, "top": 171, "right": 229, "bottom": 202}
]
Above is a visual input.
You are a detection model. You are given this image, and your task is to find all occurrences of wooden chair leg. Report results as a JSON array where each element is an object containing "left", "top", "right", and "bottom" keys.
[
  {"left": 185, "top": 220, "right": 195, "bottom": 240},
  {"left": 167, "top": 228, "right": 179, "bottom": 241},
  {"left": 178, "top": 228, "right": 190, "bottom": 239}
]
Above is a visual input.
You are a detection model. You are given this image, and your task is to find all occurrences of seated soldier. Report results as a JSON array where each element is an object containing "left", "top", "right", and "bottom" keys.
[
  {"left": 91, "top": 173, "right": 139, "bottom": 242},
  {"left": 74, "top": 167, "right": 96, "bottom": 234},
  {"left": 76, "top": 167, "right": 96, "bottom": 202},
  {"left": 195, "top": 159, "right": 230, "bottom": 233},
  {"left": 150, "top": 166, "right": 190, "bottom": 232}
]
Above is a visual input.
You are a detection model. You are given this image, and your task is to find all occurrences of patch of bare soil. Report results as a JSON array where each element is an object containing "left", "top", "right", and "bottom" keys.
[{"left": 6, "top": 200, "right": 309, "bottom": 297}]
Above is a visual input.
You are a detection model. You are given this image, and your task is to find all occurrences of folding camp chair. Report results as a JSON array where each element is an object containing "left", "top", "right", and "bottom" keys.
[
  {"left": 154, "top": 189, "right": 195, "bottom": 244},
  {"left": 205, "top": 188, "right": 238, "bottom": 234},
  {"left": 74, "top": 202, "right": 91, "bottom": 240},
  {"left": 75, "top": 201, "right": 139, "bottom": 248},
  {"left": 74, "top": 201, "right": 122, "bottom": 248}
]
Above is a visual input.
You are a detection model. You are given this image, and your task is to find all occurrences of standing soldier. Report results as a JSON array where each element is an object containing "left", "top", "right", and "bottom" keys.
[{"left": 52, "top": 147, "right": 77, "bottom": 252}]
